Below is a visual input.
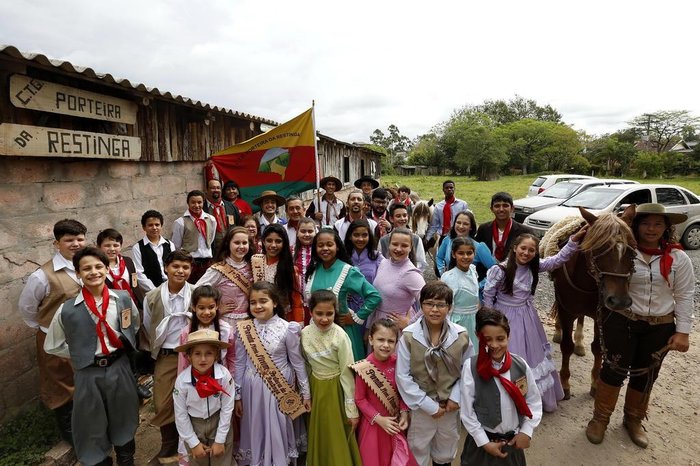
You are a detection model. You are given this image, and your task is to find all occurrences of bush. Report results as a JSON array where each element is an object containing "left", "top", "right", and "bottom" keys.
[{"left": 0, "top": 404, "right": 59, "bottom": 466}]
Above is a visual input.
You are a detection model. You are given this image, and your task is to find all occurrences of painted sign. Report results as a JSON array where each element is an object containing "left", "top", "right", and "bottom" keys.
[
  {"left": 9, "top": 74, "right": 138, "bottom": 124},
  {"left": 0, "top": 123, "right": 141, "bottom": 160}
]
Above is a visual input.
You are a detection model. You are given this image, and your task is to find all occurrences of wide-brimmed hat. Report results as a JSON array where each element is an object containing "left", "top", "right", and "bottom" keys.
[
  {"left": 175, "top": 329, "right": 231, "bottom": 352},
  {"left": 320, "top": 176, "right": 343, "bottom": 190},
  {"left": 635, "top": 203, "right": 687, "bottom": 225},
  {"left": 252, "top": 190, "right": 286, "bottom": 207},
  {"left": 353, "top": 175, "right": 379, "bottom": 189}
]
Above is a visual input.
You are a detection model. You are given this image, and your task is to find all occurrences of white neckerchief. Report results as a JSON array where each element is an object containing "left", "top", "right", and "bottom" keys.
[{"left": 153, "top": 282, "right": 192, "bottom": 349}]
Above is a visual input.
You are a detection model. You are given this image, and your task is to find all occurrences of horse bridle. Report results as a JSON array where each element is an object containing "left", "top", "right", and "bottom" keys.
[{"left": 560, "top": 240, "right": 634, "bottom": 294}]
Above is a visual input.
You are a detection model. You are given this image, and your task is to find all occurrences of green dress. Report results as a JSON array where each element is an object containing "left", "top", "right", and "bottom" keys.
[{"left": 306, "top": 259, "right": 381, "bottom": 361}]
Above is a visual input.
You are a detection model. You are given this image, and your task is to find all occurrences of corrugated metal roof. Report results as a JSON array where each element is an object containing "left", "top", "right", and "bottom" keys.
[{"left": 0, "top": 44, "right": 277, "bottom": 125}]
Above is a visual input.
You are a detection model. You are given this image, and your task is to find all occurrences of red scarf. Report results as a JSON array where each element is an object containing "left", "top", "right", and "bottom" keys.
[
  {"left": 475, "top": 333, "right": 532, "bottom": 419},
  {"left": 210, "top": 200, "right": 227, "bottom": 233},
  {"left": 109, "top": 256, "right": 136, "bottom": 302},
  {"left": 192, "top": 367, "right": 229, "bottom": 398},
  {"left": 82, "top": 286, "right": 123, "bottom": 355},
  {"left": 189, "top": 209, "right": 208, "bottom": 240},
  {"left": 638, "top": 241, "right": 683, "bottom": 286},
  {"left": 492, "top": 219, "right": 512, "bottom": 261},
  {"left": 442, "top": 195, "right": 455, "bottom": 235}
]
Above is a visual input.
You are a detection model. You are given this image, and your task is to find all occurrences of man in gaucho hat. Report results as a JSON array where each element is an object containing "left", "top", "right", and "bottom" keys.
[
  {"left": 354, "top": 175, "right": 379, "bottom": 196},
  {"left": 305, "top": 176, "right": 346, "bottom": 227},
  {"left": 253, "top": 190, "right": 287, "bottom": 234}
]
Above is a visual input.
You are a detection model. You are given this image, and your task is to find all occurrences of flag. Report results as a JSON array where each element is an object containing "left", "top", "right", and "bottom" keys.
[{"left": 210, "top": 108, "right": 317, "bottom": 207}]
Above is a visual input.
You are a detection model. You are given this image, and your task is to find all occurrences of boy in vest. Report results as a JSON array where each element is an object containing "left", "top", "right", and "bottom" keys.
[
  {"left": 18, "top": 219, "right": 87, "bottom": 446},
  {"left": 143, "top": 249, "right": 195, "bottom": 464},
  {"left": 396, "top": 281, "right": 473, "bottom": 466},
  {"left": 173, "top": 329, "right": 234, "bottom": 466},
  {"left": 44, "top": 247, "right": 140, "bottom": 466},
  {"left": 460, "top": 308, "right": 542, "bottom": 465},
  {"left": 132, "top": 210, "right": 174, "bottom": 294},
  {"left": 172, "top": 191, "right": 216, "bottom": 284}
]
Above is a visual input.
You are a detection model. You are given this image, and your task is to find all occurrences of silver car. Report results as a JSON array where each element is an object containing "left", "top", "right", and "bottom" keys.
[{"left": 523, "top": 183, "right": 700, "bottom": 249}]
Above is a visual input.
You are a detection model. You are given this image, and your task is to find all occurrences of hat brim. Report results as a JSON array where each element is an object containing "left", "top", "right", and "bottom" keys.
[
  {"left": 354, "top": 177, "right": 379, "bottom": 189},
  {"left": 320, "top": 177, "right": 343, "bottom": 189},
  {"left": 252, "top": 195, "right": 286, "bottom": 207},
  {"left": 175, "top": 339, "right": 231, "bottom": 352},
  {"left": 636, "top": 210, "right": 688, "bottom": 225}
]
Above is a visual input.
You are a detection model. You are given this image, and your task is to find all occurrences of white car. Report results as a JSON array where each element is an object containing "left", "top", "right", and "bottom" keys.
[
  {"left": 524, "top": 183, "right": 700, "bottom": 249},
  {"left": 513, "top": 179, "right": 638, "bottom": 223},
  {"left": 527, "top": 174, "right": 597, "bottom": 197}
]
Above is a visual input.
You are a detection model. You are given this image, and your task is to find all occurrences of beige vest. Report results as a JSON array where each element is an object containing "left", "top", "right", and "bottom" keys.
[
  {"left": 403, "top": 329, "right": 469, "bottom": 402},
  {"left": 37, "top": 261, "right": 81, "bottom": 328},
  {"left": 145, "top": 285, "right": 167, "bottom": 358},
  {"left": 181, "top": 216, "right": 216, "bottom": 253}
]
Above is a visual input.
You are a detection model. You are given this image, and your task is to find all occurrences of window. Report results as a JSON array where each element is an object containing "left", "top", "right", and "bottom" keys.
[
  {"left": 343, "top": 157, "right": 350, "bottom": 183},
  {"left": 618, "top": 189, "right": 651, "bottom": 207},
  {"left": 681, "top": 189, "right": 700, "bottom": 204},
  {"left": 360, "top": 160, "right": 365, "bottom": 177},
  {"left": 656, "top": 188, "right": 686, "bottom": 206}
]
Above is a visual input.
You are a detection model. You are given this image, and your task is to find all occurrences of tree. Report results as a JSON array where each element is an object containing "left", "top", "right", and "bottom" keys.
[
  {"left": 589, "top": 135, "right": 637, "bottom": 176},
  {"left": 407, "top": 132, "right": 444, "bottom": 172},
  {"left": 370, "top": 124, "right": 413, "bottom": 170},
  {"left": 627, "top": 110, "right": 700, "bottom": 153},
  {"left": 442, "top": 113, "right": 508, "bottom": 180},
  {"left": 472, "top": 95, "right": 562, "bottom": 125},
  {"left": 632, "top": 151, "right": 663, "bottom": 178}
]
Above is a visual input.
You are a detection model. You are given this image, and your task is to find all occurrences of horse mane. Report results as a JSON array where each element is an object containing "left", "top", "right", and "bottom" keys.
[
  {"left": 411, "top": 200, "right": 433, "bottom": 237},
  {"left": 579, "top": 213, "right": 636, "bottom": 252}
]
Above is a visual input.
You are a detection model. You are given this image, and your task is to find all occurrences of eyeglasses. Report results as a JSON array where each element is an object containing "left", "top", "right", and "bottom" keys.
[{"left": 422, "top": 301, "right": 449, "bottom": 310}]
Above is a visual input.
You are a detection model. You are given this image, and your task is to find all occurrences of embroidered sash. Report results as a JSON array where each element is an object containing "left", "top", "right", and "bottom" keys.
[
  {"left": 350, "top": 359, "right": 400, "bottom": 416},
  {"left": 251, "top": 254, "right": 266, "bottom": 283},
  {"left": 210, "top": 262, "right": 252, "bottom": 295},
  {"left": 236, "top": 319, "right": 307, "bottom": 419}
]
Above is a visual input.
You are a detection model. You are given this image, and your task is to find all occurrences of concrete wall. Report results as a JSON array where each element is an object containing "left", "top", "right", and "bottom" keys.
[{"left": 0, "top": 157, "right": 203, "bottom": 422}]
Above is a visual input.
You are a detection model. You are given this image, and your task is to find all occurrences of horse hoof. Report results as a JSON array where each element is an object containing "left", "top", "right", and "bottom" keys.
[
  {"left": 574, "top": 345, "right": 586, "bottom": 357},
  {"left": 589, "top": 386, "right": 597, "bottom": 397},
  {"left": 563, "top": 389, "right": 571, "bottom": 400},
  {"left": 553, "top": 332, "right": 562, "bottom": 344}
]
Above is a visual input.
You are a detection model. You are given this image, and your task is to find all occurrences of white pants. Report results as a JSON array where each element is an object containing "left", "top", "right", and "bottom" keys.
[{"left": 407, "top": 408, "right": 460, "bottom": 466}]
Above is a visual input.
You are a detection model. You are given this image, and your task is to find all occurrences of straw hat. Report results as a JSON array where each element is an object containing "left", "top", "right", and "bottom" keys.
[
  {"left": 353, "top": 175, "right": 379, "bottom": 189},
  {"left": 174, "top": 329, "right": 230, "bottom": 352},
  {"left": 635, "top": 203, "right": 687, "bottom": 225},
  {"left": 320, "top": 176, "right": 343, "bottom": 190},
  {"left": 252, "top": 190, "right": 286, "bottom": 207}
]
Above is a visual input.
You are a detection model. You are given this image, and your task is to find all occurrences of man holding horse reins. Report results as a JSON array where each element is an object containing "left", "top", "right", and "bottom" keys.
[{"left": 587, "top": 203, "right": 695, "bottom": 449}]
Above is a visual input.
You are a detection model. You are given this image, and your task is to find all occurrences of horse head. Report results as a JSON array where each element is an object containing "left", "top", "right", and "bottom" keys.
[
  {"left": 411, "top": 199, "right": 434, "bottom": 238},
  {"left": 578, "top": 205, "right": 637, "bottom": 311}
]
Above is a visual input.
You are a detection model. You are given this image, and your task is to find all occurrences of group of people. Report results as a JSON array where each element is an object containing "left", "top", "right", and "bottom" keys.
[{"left": 17, "top": 174, "right": 694, "bottom": 466}]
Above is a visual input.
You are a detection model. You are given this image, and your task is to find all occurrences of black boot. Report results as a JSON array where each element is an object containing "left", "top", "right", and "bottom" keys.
[
  {"left": 115, "top": 439, "right": 136, "bottom": 466},
  {"left": 95, "top": 456, "right": 113, "bottom": 466},
  {"left": 53, "top": 401, "right": 74, "bottom": 446}
]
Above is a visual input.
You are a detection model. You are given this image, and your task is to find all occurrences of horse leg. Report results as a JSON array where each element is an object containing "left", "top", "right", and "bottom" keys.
[
  {"left": 558, "top": 315, "right": 576, "bottom": 400},
  {"left": 590, "top": 319, "right": 603, "bottom": 397},
  {"left": 574, "top": 316, "right": 586, "bottom": 357},
  {"left": 552, "top": 318, "right": 562, "bottom": 344}
]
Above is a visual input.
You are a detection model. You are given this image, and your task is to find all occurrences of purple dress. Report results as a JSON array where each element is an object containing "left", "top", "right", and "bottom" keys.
[
  {"left": 482, "top": 238, "right": 578, "bottom": 412},
  {"left": 234, "top": 315, "right": 310, "bottom": 465},
  {"left": 368, "top": 256, "right": 425, "bottom": 330},
  {"left": 348, "top": 249, "right": 383, "bottom": 314}
]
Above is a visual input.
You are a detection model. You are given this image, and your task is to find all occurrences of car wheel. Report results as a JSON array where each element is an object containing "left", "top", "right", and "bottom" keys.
[{"left": 681, "top": 224, "right": 700, "bottom": 250}]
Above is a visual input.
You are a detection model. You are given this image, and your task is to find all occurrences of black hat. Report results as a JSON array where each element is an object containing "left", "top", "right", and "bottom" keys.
[
  {"left": 320, "top": 176, "right": 343, "bottom": 190},
  {"left": 353, "top": 175, "right": 379, "bottom": 189}
]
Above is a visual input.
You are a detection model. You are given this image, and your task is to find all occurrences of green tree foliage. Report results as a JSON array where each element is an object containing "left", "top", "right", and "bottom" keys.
[
  {"left": 370, "top": 124, "right": 413, "bottom": 170},
  {"left": 627, "top": 110, "right": 700, "bottom": 153},
  {"left": 588, "top": 134, "right": 637, "bottom": 176},
  {"left": 471, "top": 95, "right": 562, "bottom": 125},
  {"left": 407, "top": 132, "right": 444, "bottom": 171},
  {"left": 442, "top": 113, "right": 508, "bottom": 180},
  {"left": 633, "top": 151, "right": 663, "bottom": 178}
]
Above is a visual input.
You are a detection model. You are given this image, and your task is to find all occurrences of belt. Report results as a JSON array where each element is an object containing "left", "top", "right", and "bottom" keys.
[
  {"left": 92, "top": 349, "right": 124, "bottom": 368},
  {"left": 486, "top": 430, "right": 516, "bottom": 442},
  {"left": 611, "top": 308, "right": 675, "bottom": 325},
  {"left": 159, "top": 348, "right": 177, "bottom": 356}
]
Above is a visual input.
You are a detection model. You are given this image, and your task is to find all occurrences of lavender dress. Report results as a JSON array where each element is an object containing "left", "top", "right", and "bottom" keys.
[
  {"left": 482, "top": 238, "right": 578, "bottom": 412},
  {"left": 368, "top": 256, "right": 425, "bottom": 330},
  {"left": 234, "top": 315, "right": 310, "bottom": 465},
  {"left": 348, "top": 249, "right": 383, "bottom": 314}
]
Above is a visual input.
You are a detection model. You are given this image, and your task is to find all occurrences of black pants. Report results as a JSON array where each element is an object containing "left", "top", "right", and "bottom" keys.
[{"left": 599, "top": 310, "right": 675, "bottom": 391}]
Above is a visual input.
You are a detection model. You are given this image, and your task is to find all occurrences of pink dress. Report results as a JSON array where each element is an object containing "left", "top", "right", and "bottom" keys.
[{"left": 355, "top": 353, "right": 417, "bottom": 466}]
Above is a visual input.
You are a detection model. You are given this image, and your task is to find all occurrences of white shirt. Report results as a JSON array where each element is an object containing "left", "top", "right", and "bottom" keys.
[
  {"left": 313, "top": 196, "right": 344, "bottom": 226},
  {"left": 284, "top": 223, "right": 298, "bottom": 246},
  {"left": 630, "top": 249, "right": 695, "bottom": 333},
  {"left": 334, "top": 217, "right": 378, "bottom": 242},
  {"left": 173, "top": 362, "right": 235, "bottom": 448},
  {"left": 172, "top": 211, "right": 216, "bottom": 259},
  {"left": 460, "top": 355, "right": 543, "bottom": 447},
  {"left": 143, "top": 282, "right": 193, "bottom": 351},
  {"left": 130, "top": 236, "right": 174, "bottom": 292},
  {"left": 44, "top": 288, "right": 140, "bottom": 358},
  {"left": 257, "top": 213, "right": 283, "bottom": 234},
  {"left": 18, "top": 253, "right": 80, "bottom": 331}
]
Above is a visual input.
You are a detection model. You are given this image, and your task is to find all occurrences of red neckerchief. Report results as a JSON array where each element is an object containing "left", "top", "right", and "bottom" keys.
[
  {"left": 109, "top": 256, "right": 136, "bottom": 302},
  {"left": 442, "top": 195, "right": 455, "bottom": 235},
  {"left": 191, "top": 367, "right": 229, "bottom": 398},
  {"left": 210, "top": 200, "right": 227, "bottom": 233},
  {"left": 82, "top": 286, "right": 123, "bottom": 355},
  {"left": 287, "top": 219, "right": 300, "bottom": 230},
  {"left": 492, "top": 219, "right": 513, "bottom": 261},
  {"left": 638, "top": 241, "right": 683, "bottom": 286},
  {"left": 189, "top": 209, "right": 208, "bottom": 239},
  {"left": 476, "top": 333, "right": 532, "bottom": 419}
]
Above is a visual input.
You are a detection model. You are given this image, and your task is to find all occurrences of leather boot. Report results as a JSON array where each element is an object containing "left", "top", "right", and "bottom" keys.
[
  {"left": 586, "top": 380, "right": 621, "bottom": 444},
  {"left": 115, "top": 438, "right": 136, "bottom": 466},
  {"left": 95, "top": 456, "right": 113, "bottom": 466},
  {"left": 623, "top": 388, "right": 650, "bottom": 448},
  {"left": 149, "top": 422, "right": 179, "bottom": 465},
  {"left": 53, "top": 401, "right": 74, "bottom": 447}
]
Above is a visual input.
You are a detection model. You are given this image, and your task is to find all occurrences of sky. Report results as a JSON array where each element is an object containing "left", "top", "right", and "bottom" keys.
[{"left": 1, "top": 0, "right": 698, "bottom": 144}]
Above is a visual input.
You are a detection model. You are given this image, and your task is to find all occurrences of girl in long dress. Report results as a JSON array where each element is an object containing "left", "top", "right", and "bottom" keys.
[
  {"left": 483, "top": 230, "right": 585, "bottom": 412},
  {"left": 344, "top": 219, "right": 383, "bottom": 329},
  {"left": 293, "top": 217, "right": 316, "bottom": 325},
  {"left": 234, "top": 282, "right": 311, "bottom": 465},
  {"left": 441, "top": 237, "right": 480, "bottom": 347}
]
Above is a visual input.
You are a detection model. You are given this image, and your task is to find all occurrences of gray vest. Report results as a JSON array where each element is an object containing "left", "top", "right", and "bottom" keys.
[
  {"left": 470, "top": 354, "right": 527, "bottom": 429},
  {"left": 60, "top": 290, "right": 137, "bottom": 370}
]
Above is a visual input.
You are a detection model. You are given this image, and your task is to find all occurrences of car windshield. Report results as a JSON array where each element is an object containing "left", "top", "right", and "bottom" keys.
[
  {"left": 561, "top": 188, "right": 620, "bottom": 209},
  {"left": 540, "top": 182, "right": 580, "bottom": 199},
  {"left": 531, "top": 177, "right": 546, "bottom": 187}
]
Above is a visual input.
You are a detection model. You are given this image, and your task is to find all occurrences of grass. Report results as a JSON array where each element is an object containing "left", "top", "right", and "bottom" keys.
[
  {"left": 381, "top": 174, "right": 700, "bottom": 224},
  {"left": 0, "top": 404, "right": 59, "bottom": 466}
]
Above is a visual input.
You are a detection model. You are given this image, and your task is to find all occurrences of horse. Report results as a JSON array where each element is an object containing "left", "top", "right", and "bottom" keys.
[
  {"left": 548, "top": 205, "right": 637, "bottom": 399},
  {"left": 411, "top": 199, "right": 433, "bottom": 239}
]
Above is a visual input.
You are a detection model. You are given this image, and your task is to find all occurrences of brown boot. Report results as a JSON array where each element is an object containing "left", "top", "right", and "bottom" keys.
[
  {"left": 148, "top": 422, "right": 179, "bottom": 465},
  {"left": 586, "top": 380, "right": 621, "bottom": 444},
  {"left": 623, "top": 388, "right": 649, "bottom": 448}
]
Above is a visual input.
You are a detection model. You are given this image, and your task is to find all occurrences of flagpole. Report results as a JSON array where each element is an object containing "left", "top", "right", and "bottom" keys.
[{"left": 312, "top": 101, "right": 322, "bottom": 227}]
